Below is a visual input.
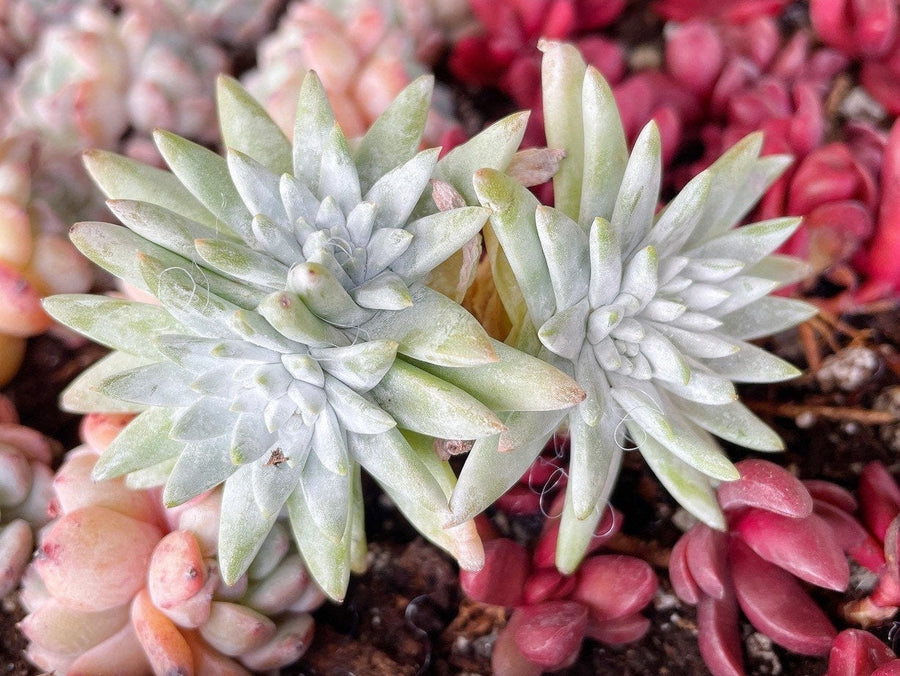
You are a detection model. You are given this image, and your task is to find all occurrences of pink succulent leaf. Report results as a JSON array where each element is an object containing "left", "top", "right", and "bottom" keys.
[
  {"left": 183, "top": 631, "right": 252, "bottom": 676},
  {"left": 460, "top": 538, "right": 530, "bottom": 607},
  {"left": 666, "top": 20, "right": 725, "bottom": 97},
  {"left": 571, "top": 555, "right": 658, "bottom": 622},
  {"left": 732, "top": 509, "right": 849, "bottom": 591},
  {"left": 787, "top": 144, "right": 871, "bottom": 216},
  {"left": 871, "top": 567, "right": 900, "bottom": 607},
  {"left": 523, "top": 567, "right": 577, "bottom": 605},
  {"left": 157, "top": 562, "right": 216, "bottom": 629},
  {"left": 653, "top": 0, "right": 789, "bottom": 21},
  {"left": 131, "top": 588, "right": 195, "bottom": 675},
  {"left": 873, "top": 660, "right": 900, "bottom": 676},
  {"left": 804, "top": 480, "right": 859, "bottom": 514},
  {"left": 0, "top": 423, "right": 56, "bottom": 465},
  {"left": 730, "top": 538, "right": 837, "bottom": 656},
  {"left": 859, "top": 462, "right": 900, "bottom": 542},
  {"left": 491, "top": 609, "right": 543, "bottom": 676},
  {"left": 0, "top": 519, "right": 33, "bottom": 597},
  {"left": 685, "top": 524, "right": 730, "bottom": 600},
  {"left": 826, "top": 629, "right": 898, "bottom": 676},
  {"left": 584, "top": 612, "right": 652, "bottom": 645},
  {"left": 79, "top": 413, "right": 135, "bottom": 453},
  {"left": 199, "top": 601, "right": 277, "bottom": 656},
  {"left": 238, "top": 613, "right": 315, "bottom": 670},
  {"left": 697, "top": 589, "right": 744, "bottom": 676},
  {"left": 494, "top": 484, "right": 543, "bottom": 515},
  {"left": 865, "top": 121, "right": 900, "bottom": 288},
  {"left": 35, "top": 506, "right": 161, "bottom": 612},
  {"left": 718, "top": 459, "right": 813, "bottom": 518},
  {"left": 513, "top": 600, "right": 588, "bottom": 669},
  {"left": 148, "top": 531, "right": 207, "bottom": 610},
  {"left": 68, "top": 621, "right": 152, "bottom": 676},
  {"left": 669, "top": 529, "right": 702, "bottom": 605},
  {"left": 813, "top": 499, "right": 886, "bottom": 572}
]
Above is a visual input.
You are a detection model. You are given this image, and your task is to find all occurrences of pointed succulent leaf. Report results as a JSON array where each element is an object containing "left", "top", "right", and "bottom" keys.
[
  {"left": 60, "top": 352, "right": 155, "bottom": 413},
  {"left": 351, "top": 272, "right": 412, "bottom": 311},
  {"left": 555, "top": 483, "right": 619, "bottom": 575},
  {"left": 370, "top": 360, "right": 504, "bottom": 440},
  {"left": 163, "top": 436, "right": 234, "bottom": 507},
  {"left": 217, "top": 74, "right": 292, "bottom": 175},
  {"left": 298, "top": 445, "right": 350, "bottom": 541},
  {"left": 83, "top": 149, "right": 217, "bottom": 227},
  {"left": 310, "top": 340, "right": 398, "bottom": 391},
  {"left": 718, "top": 296, "right": 817, "bottom": 341},
  {"left": 323, "top": 376, "right": 396, "bottom": 434},
  {"left": 635, "top": 427, "right": 725, "bottom": 529},
  {"left": 449, "top": 410, "right": 563, "bottom": 524},
  {"left": 579, "top": 66, "right": 628, "bottom": 226},
  {"left": 226, "top": 148, "right": 290, "bottom": 227},
  {"left": 431, "top": 112, "right": 529, "bottom": 207},
  {"left": 535, "top": 206, "right": 590, "bottom": 309},
  {"left": 746, "top": 255, "right": 812, "bottom": 288},
  {"left": 677, "top": 399, "right": 784, "bottom": 451},
  {"left": 292, "top": 72, "right": 334, "bottom": 193},
  {"left": 360, "top": 285, "right": 497, "bottom": 367},
  {"left": 610, "top": 123, "right": 662, "bottom": 257},
  {"left": 355, "top": 76, "right": 432, "bottom": 193},
  {"left": 541, "top": 40, "right": 587, "bottom": 220},
  {"left": 286, "top": 483, "right": 352, "bottom": 601},
  {"left": 97, "top": 362, "right": 196, "bottom": 407},
  {"left": 686, "top": 218, "right": 802, "bottom": 267},
  {"left": 287, "top": 262, "right": 374, "bottom": 328},
  {"left": 194, "top": 238, "right": 288, "bottom": 290},
  {"left": 704, "top": 340, "right": 801, "bottom": 383},
  {"left": 410, "top": 338, "right": 584, "bottom": 412},
  {"left": 319, "top": 124, "right": 361, "bottom": 216},
  {"left": 568, "top": 391, "right": 622, "bottom": 520},
  {"left": 219, "top": 464, "right": 281, "bottom": 585},
  {"left": 257, "top": 291, "right": 348, "bottom": 348},
  {"left": 391, "top": 207, "right": 489, "bottom": 284},
  {"left": 645, "top": 171, "right": 712, "bottom": 258},
  {"left": 474, "top": 169, "right": 556, "bottom": 325},
  {"left": 93, "top": 407, "right": 184, "bottom": 480},
  {"left": 588, "top": 216, "right": 622, "bottom": 307},
  {"left": 43, "top": 295, "right": 181, "bottom": 359},
  {"left": 154, "top": 130, "right": 251, "bottom": 239},
  {"left": 364, "top": 149, "right": 438, "bottom": 232},
  {"left": 712, "top": 154, "right": 793, "bottom": 237},
  {"left": 539, "top": 298, "right": 590, "bottom": 361}
]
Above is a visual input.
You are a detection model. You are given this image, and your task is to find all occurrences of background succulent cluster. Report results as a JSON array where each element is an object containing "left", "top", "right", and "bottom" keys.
[{"left": 0, "top": 1, "right": 899, "bottom": 675}]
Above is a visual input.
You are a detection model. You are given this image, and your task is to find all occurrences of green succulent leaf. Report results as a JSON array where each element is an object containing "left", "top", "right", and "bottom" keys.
[
  {"left": 92, "top": 407, "right": 185, "bottom": 480},
  {"left": 60, "top": 352, "right": 155, "bottom": 413}
]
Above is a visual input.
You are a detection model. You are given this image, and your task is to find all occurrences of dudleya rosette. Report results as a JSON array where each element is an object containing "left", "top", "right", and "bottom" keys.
[
  {"left": 42, "top": 71, "right": 584, "bottom": 599},
  {"left": 451, "top": 42, "right": 817, "bottom": 573}
]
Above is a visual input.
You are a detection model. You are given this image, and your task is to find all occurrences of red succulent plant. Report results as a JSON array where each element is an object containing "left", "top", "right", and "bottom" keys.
[{"left": 460, "top": 502, "right": 657, "bottom": 675}]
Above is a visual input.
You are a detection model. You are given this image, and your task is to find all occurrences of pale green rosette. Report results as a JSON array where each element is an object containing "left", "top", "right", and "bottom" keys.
[
  {"left": 44, "top": 72, "right": 583, "bottom": 599},
  {"left": 453, "top": 42, "right": 816, "bottom": 573}
]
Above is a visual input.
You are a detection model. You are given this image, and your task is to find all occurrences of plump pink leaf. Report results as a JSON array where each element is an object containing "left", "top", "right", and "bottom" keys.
[
  {"left": 585, "top": 612, "right": 651, "bottom": 645},
  {"left": 460, "top": 538, "right": 529, "bottom": 607},
  {"left": 491, "top": 610, "right": 543, "bottom": 676},
  {"left": 669, "top": 529, "right": 702, "bottom": 604},
  {"left": 718, "top": 460, "right": 813, "bottom": 518},
  {"left": 804, "top": 480, "right": 858, "bottom": 513},
  {"left": 733, "top": 509, "right": 849, "bottom": 591},
  {"left": 814, "top": 499, "right": 886, "bottom": 571},
  {"left": 873, "top": 660, "right": 900, "bottom": 676},
  {"left": 859, "top": 462, "right": 900, "bottom": 542},
  {"left": 131, "top": 588, "right": 195, "bottom": 676},
  {"left": 685, "top": 524, "right": 729, "bottom": 600},
  {"left": 0, "top": 519, "right": 32, "bottom": 597},
  {"left": 239, "top": 613, "right": 315, "bottom": 670},
  {"left": 36, "top": 506, "right": 161, "bottom": 612},
  {"left": 826, "top": 629, "right": 897, "bottom": 676},
  {"left": 666, "top": 20, "right": 724, "bottom": 96},
  {"left": 79, "top": 413, "right": 135, "bottom": 453},
  {"left": 730, "top": 538, "right": 836, "bottom": 655},
  {"left": 69, "top": 621, "right": 153, "bottom": 676},
  {"left": 697, "top": 589, "right": 744, "bottom": 676},
  {"left": 523, "top": 567, "right": 577, "bottom": 606},
  {"left": 866, "top": 120, "right": 900, "bottom": 280},
  {"left": 513, "top": 600, "right": 588, "bottom": 669},
  {"left": 0, "top": 423, "right": 54, "bottom": 465},
  {"left": 572, "top": 555, "right": 657, "bottom": 622},
  {"left": 871, "top": 568, "right": 900, "bottom": 607},
  {"left": 199, "top": 601, "right": 276, "bottom": 656},
  {"left": 148, "top": 531, "right": 207, "bottom": 609},
  {"left": 184, "top": 631, "right": 252, "bottom": 676}
]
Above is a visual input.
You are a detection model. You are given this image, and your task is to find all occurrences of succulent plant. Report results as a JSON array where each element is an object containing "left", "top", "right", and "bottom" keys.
[
  {"left": 0, "top": 393, "right": 59, "bottom": 597},
  {"left": 241, "top": 1, "right": 461, "bottom": 147},
  {"left": 461, "top": 499, "right": 657, "bottom": 676},
  {"left": 826, "top": 629, "right": 900, "bottom": 675},
  {"left": 0, "top": 134, "right": 94, "bottom": 385},
  {"left": 20, "top": 412, "right": 324, "bottom": 674},
  {"left": 671, "top": 459, "right": 849, "bottom": 676},
  {"left": 43, "top": 70, "right": 584, "bottom": 600},
  {"left": 450, "top": 41, "right": 816, "bottom": 574}
]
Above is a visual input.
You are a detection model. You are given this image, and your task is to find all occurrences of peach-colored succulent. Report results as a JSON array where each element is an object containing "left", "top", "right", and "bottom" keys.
[
  {"left": 0, "top": 393, "right": 59, "bottom": 598},
  {"left": 20, "top": 413, "right": 325, "bottom": 674},
  {"left": 0, "top": 135, "right": 93, "bottom": 385},
  {"left": 242, "top": 0, "right": 461, "bottom": 146}
]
